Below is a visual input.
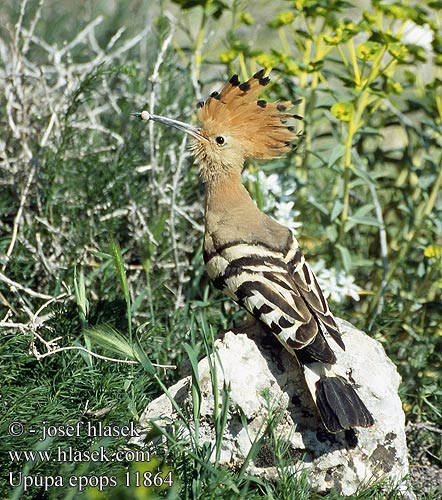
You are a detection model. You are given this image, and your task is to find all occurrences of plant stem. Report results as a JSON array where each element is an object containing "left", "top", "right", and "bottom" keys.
[
  {"left": 193, "top": 7, "right": 207, "bottom": 84},
  {"left": 368, "top": 157, "right": 442, "bottom": 320},
  {"left": 339, "top": 43, "right": 387, "bottom": 240}
]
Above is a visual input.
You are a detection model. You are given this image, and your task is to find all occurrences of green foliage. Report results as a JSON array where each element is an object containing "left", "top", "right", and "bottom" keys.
[{"left": 1, "top": 0, "right": 441, "bottom": 498}]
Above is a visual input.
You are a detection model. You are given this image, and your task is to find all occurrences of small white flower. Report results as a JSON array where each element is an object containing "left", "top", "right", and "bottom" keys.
[
  {"left": 320, "top": 270, "right": 344, "bottom": 302},
  {"left": 275, "top": 200, "right": 295, "bottom": 219},
  {"left": 403, "top": 23, "right": 433, "bottom": 51},
  {"left": 337, "top": 273, "right": 362, "bottom": 301},
  {"left": 243, "top": 170, "right": 301, "bottom": 232},
  {"left": 242, "top": 170, "right": 256, "bottom": 183},
  {"left": 274, "top": 201, "right": 302, "bottom": 235},
  {"left": 257, "top": 171, "right": 282, "bottom": 198},
  {"left": 311, "top": 260, "right": 362, "bottom": 303}
]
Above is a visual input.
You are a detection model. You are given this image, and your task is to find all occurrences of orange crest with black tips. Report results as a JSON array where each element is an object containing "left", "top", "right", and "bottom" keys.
[{"left": 196, "top": 69, "right": 302, "bottom": 161}]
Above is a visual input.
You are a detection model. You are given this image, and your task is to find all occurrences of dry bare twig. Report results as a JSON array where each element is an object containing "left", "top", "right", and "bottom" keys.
[
  {"left": 169, "top": 135, "right": 191, "bottom": 310},
  {"left": 148, "top": 27, "right": 175, "bottom": 176},
  {"left": 31, "top": 331, "right": 176, "bottom": 369},
  {"left": 2, "top": 159, "right": 36, "bottom": 272},
  {"left": 0, "top": 0, "right": 158, "bottom": 327},
  {"left": 0, "top": 270, "right": 57, "bottom": 301}
]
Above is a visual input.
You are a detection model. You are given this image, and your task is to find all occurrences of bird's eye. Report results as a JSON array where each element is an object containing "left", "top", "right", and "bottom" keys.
[{"left": 215, "top": 136, "right": 225, "bottom": 146}]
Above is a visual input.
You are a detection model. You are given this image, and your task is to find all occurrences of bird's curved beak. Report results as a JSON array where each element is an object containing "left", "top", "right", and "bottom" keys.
[{"left": 131, "top": 111, "right": 206, "bottom": 141}]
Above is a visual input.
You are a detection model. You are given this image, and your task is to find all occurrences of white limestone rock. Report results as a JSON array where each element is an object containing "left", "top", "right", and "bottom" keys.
[{"left": 132, "top": 318, "right": 415, "bottom": 498}]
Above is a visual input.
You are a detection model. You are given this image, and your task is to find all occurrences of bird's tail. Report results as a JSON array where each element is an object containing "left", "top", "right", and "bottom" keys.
[{"left": 302, "top": 362, "right": 374, "bottom": 433}]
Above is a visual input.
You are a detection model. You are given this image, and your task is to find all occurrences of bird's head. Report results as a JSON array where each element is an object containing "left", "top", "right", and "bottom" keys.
[{"left": 133, "top": 70, "right": 302, "bottom": 184}]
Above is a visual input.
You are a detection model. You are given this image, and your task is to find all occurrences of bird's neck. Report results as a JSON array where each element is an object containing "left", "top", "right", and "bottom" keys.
[{"left": 204, "top": 171, "right": 257, "bottom": 217}]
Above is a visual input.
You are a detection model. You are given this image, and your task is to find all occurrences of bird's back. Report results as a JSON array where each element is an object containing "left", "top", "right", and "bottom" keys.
[{"left": 203, "top": 181, "right": 343, "bottom": 356}]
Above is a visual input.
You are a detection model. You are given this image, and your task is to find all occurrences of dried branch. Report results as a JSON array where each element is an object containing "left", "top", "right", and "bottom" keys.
[
  {"left": 169, "top": 135, "right": 191, "bottom": 310},
  {"left": 2, "top": 158, "right": 36, "bottom": 272},
  {"left": 149, "top": 27, "right": 175, "bottom": 175},
  {"left": 31, "top": 331, "right": 176, "bottom": 369},
  {"left": 0, "top": 270, "right": 57, "bottom": 300}
]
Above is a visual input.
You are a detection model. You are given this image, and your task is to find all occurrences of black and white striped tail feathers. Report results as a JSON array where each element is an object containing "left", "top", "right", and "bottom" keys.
[
  {"left": 203, "top": 234, "right": 374, "bottom": 432},
  {"left": 301, "top": 362, "right": 375, "bottom": 432}
]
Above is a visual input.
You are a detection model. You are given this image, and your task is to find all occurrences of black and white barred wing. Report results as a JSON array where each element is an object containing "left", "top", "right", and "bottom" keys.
[{"left": 203, "top": 237, "right": 344, "bottom": 359}]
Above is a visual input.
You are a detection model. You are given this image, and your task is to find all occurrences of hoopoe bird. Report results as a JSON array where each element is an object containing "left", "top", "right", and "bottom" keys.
[{"left": 133, "top": 70, "right": 374, "bottom": 433}]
